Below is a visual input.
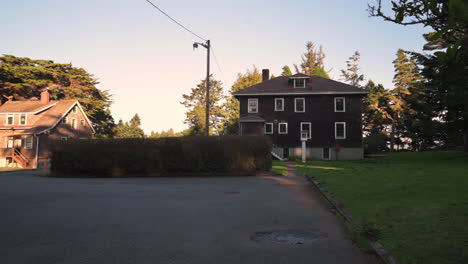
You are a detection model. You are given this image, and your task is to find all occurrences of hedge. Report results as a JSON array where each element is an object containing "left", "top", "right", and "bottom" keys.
[{"left": 50, "top": 136, "right": 272, "bottom": 177}]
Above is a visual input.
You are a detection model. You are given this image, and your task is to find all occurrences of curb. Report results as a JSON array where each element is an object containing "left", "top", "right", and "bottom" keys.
[{"left": 304, "top": 174, "right": 399, "bottom": 264}]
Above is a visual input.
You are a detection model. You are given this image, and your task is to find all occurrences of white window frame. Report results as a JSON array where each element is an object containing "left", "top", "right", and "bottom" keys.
[
  {"left": 274, "top": 98, "right": 284, "bottom": 111},
  {"left": 295, "top": 98, "right": 305, "bottom": 113},
  {"left": 293, "top": 79, "right": 306, "bottom": 88},
  {"left": 61, "top": 137, "right": 68, "bottom": 141},
  {"left": 247, "top": 98, "right": 258, "bottom": 113},
  {"left": 334, "top": 97, "right": 345, "bottom": 112},
  {"left": 300, "top": 122, "right": 312, "bottom": 139},
  {"left": 264, "top": 123, "right": 273, "bottom": 134},
  {"left": 19, "top": 113, "right": 27, "bottom": 125},
  {"left": 72, "top": 106, "right": 78, "bottom": 113},
  {"left": 335, "top": 122, "right": 346, "bottom": 139},
  {"left": 322, "top": 147, "right": 331, "bottom": 160},
  {"left": 6, "top": 114, "right": 14, "bottom": 125},
  {"left": 278, "top": 122, "right": 288, "bottom": 134},
  {"left": 25, "top": 136, "right": 33, "bottom": 149},
  {"left": 71, "top": 118, "right": 77, "bottom": 129},
  {"left": 7, "top": 137, "right": 14, "bottom": 148}
]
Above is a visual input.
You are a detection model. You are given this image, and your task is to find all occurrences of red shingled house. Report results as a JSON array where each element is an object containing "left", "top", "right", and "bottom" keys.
[{"left": 0, "top": 90, "right": 94, "bottom": 169}]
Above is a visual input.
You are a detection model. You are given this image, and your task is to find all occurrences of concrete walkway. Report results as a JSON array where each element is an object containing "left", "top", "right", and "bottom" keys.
[{"left": 0, "top": 170, "right": 377, "bottom": 264}]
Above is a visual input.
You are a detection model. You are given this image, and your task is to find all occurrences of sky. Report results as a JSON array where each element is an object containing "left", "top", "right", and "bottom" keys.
[{"left": 1, "top": 0, "right": 430, "bottom": 133}]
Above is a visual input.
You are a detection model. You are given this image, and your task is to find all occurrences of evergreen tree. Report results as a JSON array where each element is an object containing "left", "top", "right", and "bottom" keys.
[
  {"left": 220, "top": 67, "right": 262, "bottom": 135},
  {"left": 113, "top": 114, "right": 145, "bottom": 138},
  {"left": 0, "top": 55, "right": 114, "bottom": 137},
  {"left": 310, "top": 67, "right": 330, "bottom": 79},
  {"left": 281, "top": 65, "right": 292, "bottom": 76},
  {"left": 340, "top": 51, "right": 364, "bottom": 87},
  {"left": 181, "top": 75, "right": 225, "bottom": 135},
  {"left": 294, "top": 41, "right": 327, "bottom": 76}
]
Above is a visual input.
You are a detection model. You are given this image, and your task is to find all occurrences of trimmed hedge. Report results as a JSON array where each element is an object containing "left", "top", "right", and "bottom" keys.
[{"left": 50, "top": 136, "right": 272, "bottom": 177}]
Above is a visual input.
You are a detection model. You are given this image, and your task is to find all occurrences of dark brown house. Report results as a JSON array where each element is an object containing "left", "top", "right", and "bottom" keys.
[
  {"left": 233, "top": 70, "right": 368, "bottom": 160},
  {"left": 0, "top": 90, "right": 95, "bottom": 169}
]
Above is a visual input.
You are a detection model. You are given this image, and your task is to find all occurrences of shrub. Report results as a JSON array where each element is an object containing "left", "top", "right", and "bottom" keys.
[{"left": 50, "top": 136, "right": 272, "bottom": 177}]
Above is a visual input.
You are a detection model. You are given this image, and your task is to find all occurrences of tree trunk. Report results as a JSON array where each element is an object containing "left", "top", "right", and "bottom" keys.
[
  {"left": 464, "top": 130, "right": 468, "bottom": 152},
  {"left": 390, "top": 120, "right": 395, "bottom": 152}
]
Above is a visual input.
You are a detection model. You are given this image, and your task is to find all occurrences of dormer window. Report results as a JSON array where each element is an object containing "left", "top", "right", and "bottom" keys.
[{"left": 294, "top": 79, "right": 306, "bottom": 88}]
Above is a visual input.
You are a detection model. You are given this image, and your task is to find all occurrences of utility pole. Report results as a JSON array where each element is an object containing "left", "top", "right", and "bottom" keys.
[{"left": 193, "top": 40, "right": 211, "bottom": 136}]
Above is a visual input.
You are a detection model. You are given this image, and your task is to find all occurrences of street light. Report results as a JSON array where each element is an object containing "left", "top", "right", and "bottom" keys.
[{"left": 193, "top": 40, "right": 211, "bottom": 136}]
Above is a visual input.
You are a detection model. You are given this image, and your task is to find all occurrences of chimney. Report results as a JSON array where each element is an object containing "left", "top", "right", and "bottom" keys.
[
  {"left": 40, "top": 89, "right": 50, "bottom": 104},
  {"left": 262, "top": 69, "right": 270, "bottom": 82}
]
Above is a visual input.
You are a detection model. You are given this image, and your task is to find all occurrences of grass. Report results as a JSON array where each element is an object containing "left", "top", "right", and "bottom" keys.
[
  {"left": 271, "top": 160, "right": 288, "bottom": 176},
  {"left": 297, "top": 151, "right": 468, "bottom": 264}
]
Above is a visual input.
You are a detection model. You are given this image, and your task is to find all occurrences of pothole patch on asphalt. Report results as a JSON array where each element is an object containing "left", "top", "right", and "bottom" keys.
[{"left": 251, "top": 229, "right": 326, "bottom": 245}]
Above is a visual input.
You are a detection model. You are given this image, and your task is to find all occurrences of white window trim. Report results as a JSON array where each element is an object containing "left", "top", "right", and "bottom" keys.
[
  {"left": 72, "top": 106, "right": 78, "bottom": 113},
  {"left": 19, "top": 113, "right": 27, "bottom": 125},
  {"left": 6, "top": 114, "right": 14, "bottom": 125},
  {"left": 71, "top": 118, "right": 77, "bottom": 129},
  {"left": 247, "top": 98, "right": 258, "bottom": 113},
  {"left": 61, "top": 137, "right": 68, "bottom": 141},
  {"left": 294, "top": 98, "right": 305, "bottom": 113},
  {"left": 335, "top": 122, "right": 346, "bottom": 139},
  {"left": 264, "top": 123, "right": 273, "bottom": 134},
  {"left": 294, "top": 79, "right": 306, "bottom": 88},
  {"left": 274, "top": 98, "right": 284, "bottom": 111},
  {"left": 25, "top": 136, "right": 33, "bottom": 149},
  {"left": 322, "top": 147, "right": 331, "bottom": 160},
  {"left": 300, "top": 122, "right": 312, "bottom": 139},
  {"left": 334, "top": 97, "right": 345, "bottom": 112},
  {"left": 278, "top": 122, "right": 288, "bottom": 134}
]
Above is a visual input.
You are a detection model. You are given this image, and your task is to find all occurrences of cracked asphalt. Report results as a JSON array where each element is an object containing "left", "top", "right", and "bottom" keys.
[{"left": 0, "top": 170, "right": 378, "bottom": 264}]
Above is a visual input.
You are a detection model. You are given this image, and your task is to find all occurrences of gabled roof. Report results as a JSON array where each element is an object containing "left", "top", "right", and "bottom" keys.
[
  {"left": 239, "top": 114, "right": 265, "bottom": 123},
  {"left": 0, "top": 100, "right": 95, "bottom": 135},
  {"left": 0, "top": 101, "right": 57, "bottom": 113},
  {"left": 233, "top": 74, "right": 368, "bottom": 96}
]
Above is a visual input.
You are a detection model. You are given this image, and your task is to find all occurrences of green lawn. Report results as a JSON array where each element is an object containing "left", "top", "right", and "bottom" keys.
[
  {"left": 297, "top": 151, "right": 468, "bottom": 264},
  {"left": 271, "top": 160, "right": 288, "bottom": 176}
]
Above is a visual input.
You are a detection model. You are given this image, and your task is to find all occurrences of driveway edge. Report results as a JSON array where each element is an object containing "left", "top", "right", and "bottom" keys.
[{"left": 302, "top": 173, "right": 400, "bottom": 264}]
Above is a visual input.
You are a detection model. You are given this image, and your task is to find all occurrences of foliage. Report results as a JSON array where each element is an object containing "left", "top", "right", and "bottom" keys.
[
  {"left": 310, "top": 67, "right": 330, "bottom": 79},
  {"left": 293, "top": 41, "right": 328, "bottom": 77},
  {"left": 113, "top": 114, "right": 145, "bottom": 138},
  {"left": 340, "top": 51, "right": 364, "bottom": 87},
  {"left": 220, "top": 67, "right": 262, "bottom": 135},
  {"left": 297, "top": 151, "right": 468, "bottom": 264},
  {"left": 50, "top": 136, "right": 272, "bottom": 176},
  {"left": 0, "top": 55, "right": 115, "bottom": 137},
  {"left": 281, "top": 65, "right": 292, "bottom": 76},
  {"left": 364, "top": 130, "right": 389, "bottom": 153},
  {"left": 180, "top": 75, "right": 226, "bottom": 135},
  {"left": 368, "top": 0, "right": 468, "bottom": 151},
  {"left": 149, "top": 128, "right": 182, "bottom": 138}
]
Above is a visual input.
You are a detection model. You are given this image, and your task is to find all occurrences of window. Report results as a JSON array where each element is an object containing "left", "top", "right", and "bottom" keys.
[
  {"left": 62, "top": 116, "right": 67, "bottom": 124},
  {"left": 335, "top": 97, "right": 345, "bottom": 112},
  {"left": 6, "top": 114, "right": 14, "bottom": 125},
  {"left": 322, "top": 148, "right": 331, "bottom": 160},
  {"left": 275, "top": 98, "right": 284, "bottom": 111},
  {"left": 7, "top": 137, "right": 14, "bottom": 148},
  {"left": 335, "top": 122, "right": 346, "bottom": 139},
  {"left": 248, "top": 98, "right": 258, "bottom": 113},
  {"left": 80, "top": 119, "right": 85, "bottom": 127},
  {"left": 264, "top": 123, "right": 273, "bottom": 134},
  {"left": 300, "top": 122, "right": 311, "bottom": 139},
  {"left": 278, "top": 122, "right": 288, "bottom": 134},
  {"left": 61, "top": 137, "right": 68, "bottom": 141},
  {"left": 25, "top": 136, "right": 33, "bottom": 149},
  {"left": 71, "top": 118, "right": 77, "bottom": 129},
  {"left": 19, "top": 114, "right": 27, "bottom": 125},
  {"left": 294, "top": 78, "right": 306, "bottom": 88},
  {"left": 295, "top": 98, "right": 305, "bottom": 112},
  {"left": 72, "top": 106, "right": 78, "bottom": 113}
]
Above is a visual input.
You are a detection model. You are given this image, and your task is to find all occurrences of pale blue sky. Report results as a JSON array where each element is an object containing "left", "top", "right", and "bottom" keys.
[{"left": 1, "top": 0, "right": 429, "bottom": 133}]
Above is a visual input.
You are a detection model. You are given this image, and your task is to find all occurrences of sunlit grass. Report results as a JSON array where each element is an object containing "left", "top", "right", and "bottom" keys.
[
  {"left": 271, "top": 160, "right": 288, "bottom": 176},
  {"left": 297, "top": 151, "right": 468, "bottom": 264}
]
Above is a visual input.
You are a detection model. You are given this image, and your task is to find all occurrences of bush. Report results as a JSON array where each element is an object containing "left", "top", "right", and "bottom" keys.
[{"left": 50, "top": 136, "right": 272, "bottom": 177}]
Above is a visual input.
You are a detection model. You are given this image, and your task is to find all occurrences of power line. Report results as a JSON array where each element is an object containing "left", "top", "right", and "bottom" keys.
[
  {"left": 210, "top": 46, "right": 228, "bottom": 87},
  {"left": 144, "top": 0, "right": 207, "bottom": 42}
]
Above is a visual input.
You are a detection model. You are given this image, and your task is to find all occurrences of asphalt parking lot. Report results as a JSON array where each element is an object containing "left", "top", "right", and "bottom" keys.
[{"left": 0, "top": 170, "right": 377, "bottom": 264}]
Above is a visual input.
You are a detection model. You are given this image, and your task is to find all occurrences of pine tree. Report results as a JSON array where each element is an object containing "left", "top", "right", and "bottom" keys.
[
  {"left": 113, "top": 114, "right": 145, "bottom": 138},
  {"left": 294, "top": 41, "right": 326, "bottom": 75},
  {"left": 281, "top": 65, "right": 292, "bottom": 76},
  {"left": 181, "top": 75, "right": 225, "bottom": 135},
  {"left": 219, "top": 67, "right": 262, "bottom": 135},
  {"left": 340, "top": 51, "right": 364, "bottom": 87}
]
